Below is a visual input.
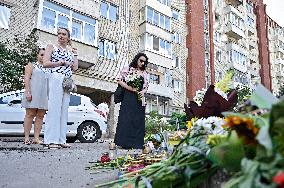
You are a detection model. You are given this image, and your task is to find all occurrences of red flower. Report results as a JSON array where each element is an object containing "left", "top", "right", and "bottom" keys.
[{"left": 273, "top": 172, "right": 284, "bottom": 188}]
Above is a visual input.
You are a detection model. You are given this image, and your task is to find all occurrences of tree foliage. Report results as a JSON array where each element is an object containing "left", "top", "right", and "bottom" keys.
[
  {"left": 168, "top": 112, "right": 187, "bottom": 130},
  {"left": 0, "top": 30, "right": 38, "bottom": 93},
  {"left": 277, "top": 84, "right": 284, "bottom": 98}
]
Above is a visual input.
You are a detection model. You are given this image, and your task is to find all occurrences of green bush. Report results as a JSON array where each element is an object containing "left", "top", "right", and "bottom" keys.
[{"left": 0, "top": 30, "right": 38, "bottom": 93}]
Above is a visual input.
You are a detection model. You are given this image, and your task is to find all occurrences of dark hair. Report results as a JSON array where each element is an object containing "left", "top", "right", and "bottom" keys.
[
  {"left": 129, "top": 52, "right": 149, "bottom": 71},
  {"left": 58, "top": 27, "right": 71, "bottom": 45}
]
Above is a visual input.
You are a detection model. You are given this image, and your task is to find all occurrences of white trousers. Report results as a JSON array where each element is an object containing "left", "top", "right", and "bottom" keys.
[{"left": 44, "top": 73, "right": 70, "bottom": 144}]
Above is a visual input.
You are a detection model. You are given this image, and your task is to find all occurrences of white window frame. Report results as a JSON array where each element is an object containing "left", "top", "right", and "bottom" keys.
[
  {"left": 145, "top": 7, "right": 171, "bottom": 31},
  {"left": 173, "top": 79, "right": 181, "bottom": 92},
  {"left": 144, "top": 33, "right": 172, "bottom": 58},
  {"left": 157, "top": 0, "right": 171, "bottom": 7},
  {"left": 98, "top": 38, "right": 116, "bottom": 60},
  {"left": 174, "top": 56, "right": 181, "bottom": 69},
  {"left": 100, "top": 1, "right": 118, "bottom": 22},
  {"left": 37, "top": 0, "right": 98, "bottom": 47},
  {"left": 172, "top": 9, "right": 180, "bottom": 20},
  {"left": 172, "top": 32, "right": 181, "bottom": 44},
  {"left": 0, "top": 4, "right": 11, "bottom": 29}
]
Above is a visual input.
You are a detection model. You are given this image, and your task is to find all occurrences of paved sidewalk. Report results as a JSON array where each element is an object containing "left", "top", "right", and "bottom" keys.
[{"left": 0, "top": 138, "right": 132, "bottom": 188}]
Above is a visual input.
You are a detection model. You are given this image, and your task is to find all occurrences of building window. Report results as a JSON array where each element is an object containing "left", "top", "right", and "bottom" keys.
[
  {"left": 228, "top": 50, "right": 246, "bottom": 66},
  {"left": 214, "top": 31, "right": 221, "bottom": 42},
  {"left": 246, "top": 3, "right": 254, "bottom": 14},
  {"left": 247, "top": 16, "right": 254, "bottom": 27},
  {"left": 98, "top": 39, "right": 116, "bottom": 60},
  {"left": 0, "top": 4, "right": 11, "bottom": 29},
  {"left": 41, "top": 7, "right": 56, "bottom": 31},
  {"left": 143, "top": 33, "right": 172, "bottom": 57},
  {"left": 226, "top": 12, "right": 244, "bottom": 31},
  {"left": 173, "top": 79, "right": 181, "bottom": 92},
  {"left": 216, "top": 51, "right": 221, "bottom": 62},
  {"left": 157, "top": 0, "right": 171, "bottom": 6},
  {"left": 71, "top": 19, "right": 82, "bottom": 40},
  {"left": 172, "top": 32, "right": 181, "bottom": 44},
  {"left": 172, "top": 55, "right": 181, "bottom": 68},
  {"left": 100, "top": 1, "right": 118, "bottom": 22},
  {"left": 145, "top": 7, "right": 171, "bottom": 31},
  {"left": 40, "top": 0, "right": 97, "bottom": 46},
  {"left": 149, "top": 73, "right": 160, "bottom": 84},
  {"left": 172, "top": 9, "right": 180, "bottom": 20}
]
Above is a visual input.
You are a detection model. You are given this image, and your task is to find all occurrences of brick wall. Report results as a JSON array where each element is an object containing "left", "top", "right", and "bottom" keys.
[
  {"left": 255, "top": 0, "right": 272, "bottom": 90},
  {"left": 185, "top": 0, "right": 206, "bottom": 100}
]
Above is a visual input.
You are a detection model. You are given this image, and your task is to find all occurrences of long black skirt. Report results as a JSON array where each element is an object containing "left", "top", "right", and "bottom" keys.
[{"left": 114, "top": 90, "right": 145, "bottom": 149}]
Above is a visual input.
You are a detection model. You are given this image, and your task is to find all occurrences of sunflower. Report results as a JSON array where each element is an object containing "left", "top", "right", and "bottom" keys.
[{"left": 224, "top": 116, "right": 259, "bottom": 145}]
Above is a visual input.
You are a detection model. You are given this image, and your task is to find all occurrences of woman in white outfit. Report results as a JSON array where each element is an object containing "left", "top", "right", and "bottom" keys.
[
  {"left": 22, "top": 48, "right": 48, "bottom": 145},
  {"left": 43, "top": 28, "right": 78, "bottom": 149}
]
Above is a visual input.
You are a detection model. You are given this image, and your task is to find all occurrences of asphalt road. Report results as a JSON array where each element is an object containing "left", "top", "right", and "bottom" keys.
[{"left": 0, "top": 137, "right": 131, "bottom": 188}]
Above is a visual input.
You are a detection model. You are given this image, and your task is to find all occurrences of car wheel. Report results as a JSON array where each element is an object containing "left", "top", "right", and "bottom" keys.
[{"left": 77, "top": 122, "right": 101, "bottom": 143}]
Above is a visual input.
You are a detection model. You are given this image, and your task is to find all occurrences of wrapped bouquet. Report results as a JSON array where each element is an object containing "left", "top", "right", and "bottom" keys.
[{"left": 125, "top": 68, "right": 143, "bottom": 100}]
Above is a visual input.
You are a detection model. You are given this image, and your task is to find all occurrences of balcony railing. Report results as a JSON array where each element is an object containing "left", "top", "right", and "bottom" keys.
[{"left": 147, "top": 83, "right": 173, "bottom": 99}]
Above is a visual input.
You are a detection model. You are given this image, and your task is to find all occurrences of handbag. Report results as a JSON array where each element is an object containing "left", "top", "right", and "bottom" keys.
[
  {"left": 114, "top": 84, "right": 125, "bottom": 104},
  {"left": 62, "top": 77, "right": 77, "bottom": 92}
]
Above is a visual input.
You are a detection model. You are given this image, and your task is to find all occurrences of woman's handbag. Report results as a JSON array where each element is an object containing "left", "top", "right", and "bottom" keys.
[
  {"left": 114, "top": 84, "right": 125, "bottom": 104},
  {"left": 62, "top": 77, "right": 77, "bottom": 92}
]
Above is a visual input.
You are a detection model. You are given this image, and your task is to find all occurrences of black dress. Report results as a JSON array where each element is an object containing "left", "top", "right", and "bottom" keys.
[{"left": 114, "top": 76, "right": 145, "bottom": 149}]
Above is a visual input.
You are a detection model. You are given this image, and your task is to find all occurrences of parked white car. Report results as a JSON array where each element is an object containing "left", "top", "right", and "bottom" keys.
[{"left": 0, "top": 90, "right": 109, "bottom": 143}]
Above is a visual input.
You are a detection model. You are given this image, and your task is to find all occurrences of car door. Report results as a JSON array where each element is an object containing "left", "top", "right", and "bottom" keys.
[
  {"left": 67, "top": 94, "right": 84, "bottom": 135},
  {"left": 0, "top": 92, "right": 25, "bottom": 135}
]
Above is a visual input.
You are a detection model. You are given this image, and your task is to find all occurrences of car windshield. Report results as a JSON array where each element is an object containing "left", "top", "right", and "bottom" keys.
[{"left": 90, "top": 100, "right": 97, "bottom": 108}]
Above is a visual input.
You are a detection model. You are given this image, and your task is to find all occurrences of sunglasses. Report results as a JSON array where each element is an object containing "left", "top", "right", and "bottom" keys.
[{"left": 139, "top": 59, "right": 147, "bottom": 63}]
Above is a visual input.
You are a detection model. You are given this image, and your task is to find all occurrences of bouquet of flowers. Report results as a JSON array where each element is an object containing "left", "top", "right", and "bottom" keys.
[{"left": 124, "top": 68, "right": 143, "bottom": 100}]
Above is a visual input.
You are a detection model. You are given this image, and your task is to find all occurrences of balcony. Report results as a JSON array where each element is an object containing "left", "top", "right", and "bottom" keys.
[
  {"left": 140, "top": 0, "right": 172, "bottom": 17},
  {"left": 224, "top": 24, "right": 245, "bottom": 40},
  {"left": 248, "top": 38, "right": 257, "bottom": 48},
  {"left": 141, "top": 49, "right": 172, "bottom": 69},
  {"left": 139, "top": 22, "right": 172, "bottom": 42},
  {"left": 249, "top": 50, "right": 258, "bottom": 63},
  {"left": 274, "top": 59, "right": 284, "bottom": 65},
  {"left": 226, "top": 42, "right": 246, "bottom": 54},
  {"left": 147, "top": 83, "right": 173, "bottom": 98},
  {"left": 274, "top": 34, "right": 284, "bottom": 43},
  {"left": 276, "top": 46, "right": 284, "bottom": 54},
  {"left": 37, "top": 31, "right": 98, "bottom": 68},
  {"left": 225, "top": 0, "right": 243, "bottom": 7},
  {"left": 247, "top": 24, "right": 256, "bottom": 36}
]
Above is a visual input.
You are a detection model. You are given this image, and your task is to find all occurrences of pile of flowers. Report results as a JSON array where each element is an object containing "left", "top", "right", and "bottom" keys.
[{"left": 95, "top": 95, "right": 284, "bottom": 188}]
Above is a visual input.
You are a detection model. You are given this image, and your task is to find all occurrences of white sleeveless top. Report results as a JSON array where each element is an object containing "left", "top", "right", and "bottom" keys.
[{"left": 49, "top": 45, "right": 74, "bottom": 78}]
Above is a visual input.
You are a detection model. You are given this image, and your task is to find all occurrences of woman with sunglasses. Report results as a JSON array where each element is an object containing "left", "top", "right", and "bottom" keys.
[
  {"left": 114, "top": 52, "right": 149, "bottom": 149},
  {"left": 22, "top": 48, "right": 48, "bottom": 145}
]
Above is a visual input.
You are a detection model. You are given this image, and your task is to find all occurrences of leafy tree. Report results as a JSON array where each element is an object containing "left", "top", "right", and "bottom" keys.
[
  {"left": 168, "top": 112, "right": 187, "bottom": 130},
  {"left": 235, "top": 84, "right": 252, "bottom": 103},
  {"left": 277, "top": 84, "right": 284, "bottom": 98},
  {"left": 0, "top": 30, "right": 38, "bottom": 93}
]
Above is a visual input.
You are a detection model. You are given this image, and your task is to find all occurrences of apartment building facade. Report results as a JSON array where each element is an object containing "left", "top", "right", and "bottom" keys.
[
  {"left": 267, "top": 16, "right": 284, "bottom": 95},
  {"left": 185, "top": 0, "right": 274, "bottom": 100},
  {"left": 0, "top": 0, "right": 188, "bottom": 137}
]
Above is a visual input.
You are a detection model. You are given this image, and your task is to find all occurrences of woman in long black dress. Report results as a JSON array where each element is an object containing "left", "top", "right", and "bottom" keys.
[{"left": 114, "top": 53, "right": 149, "bottom": 149}]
